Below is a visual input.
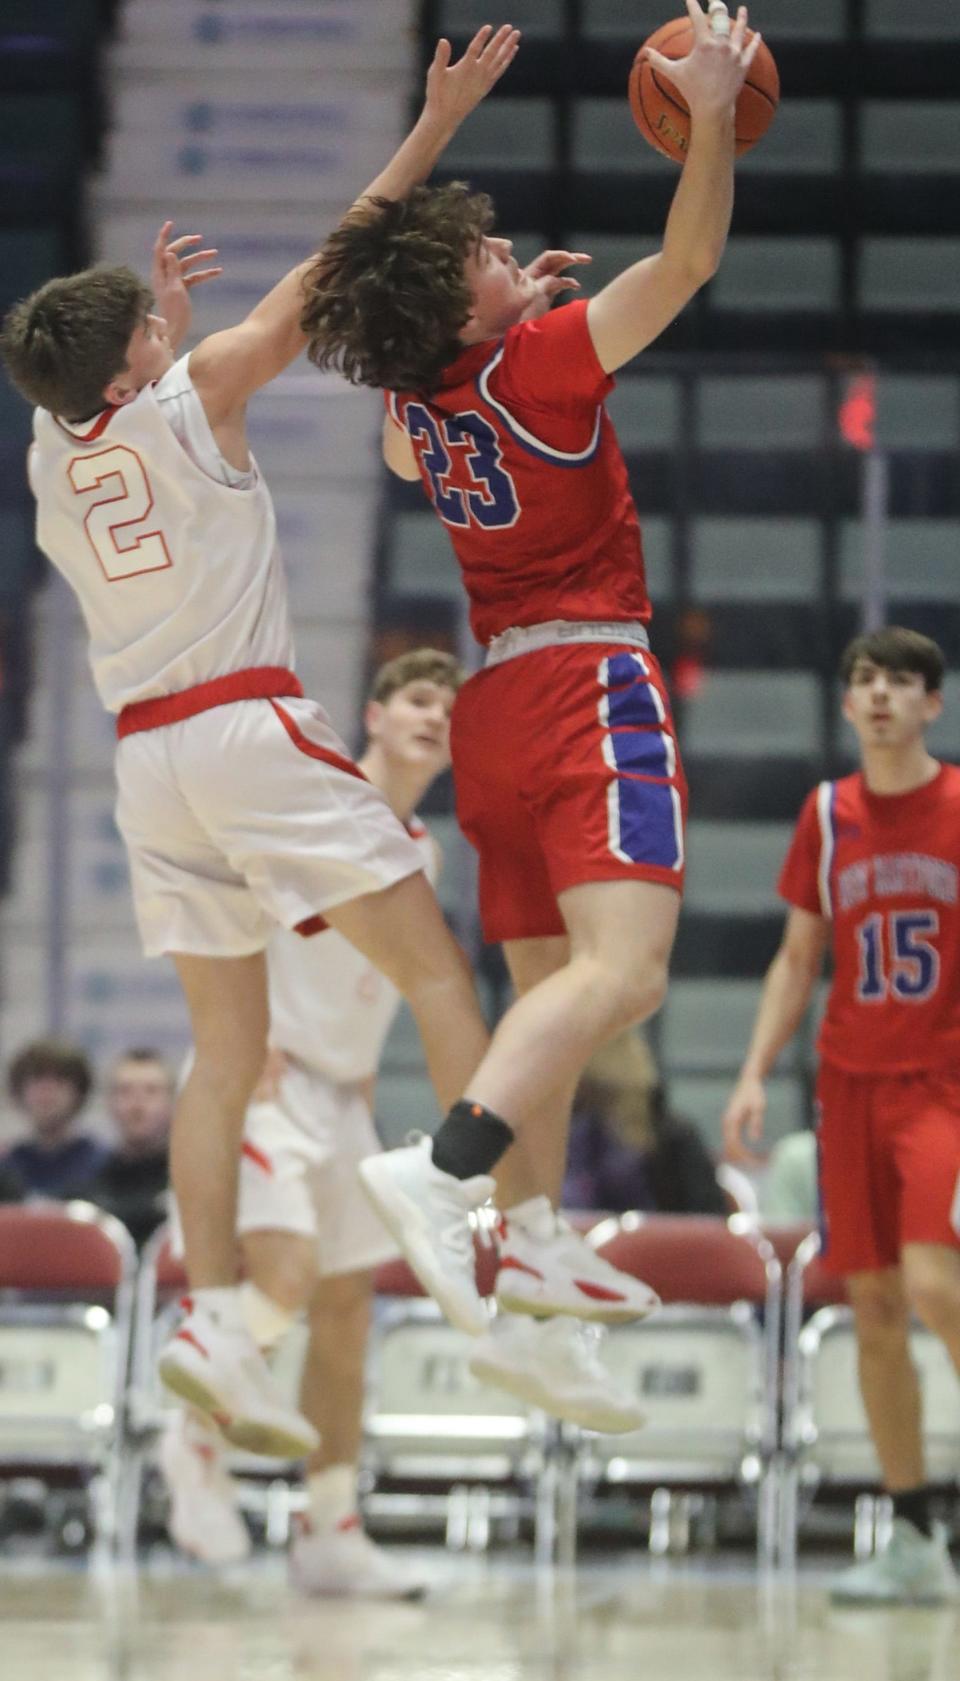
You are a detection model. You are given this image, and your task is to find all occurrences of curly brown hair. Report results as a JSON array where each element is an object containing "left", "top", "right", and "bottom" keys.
[
  {"left": 301, "top": 183, "right": 494, "bottom": 394},
  {"left": 0, "top": 266, "right": 153, "bottom": 421}
]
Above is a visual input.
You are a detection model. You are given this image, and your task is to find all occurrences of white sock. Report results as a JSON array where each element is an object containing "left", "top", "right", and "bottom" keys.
[
  {"left": 307, "top": 1463, "right": 358, "bottom": 1533},
  {"left": 191, "top": 1286, "right": 244, "bottom": 1331},
  {"left": 239, "top": 1281, "right": 296, "bottom": 1351},
  {"left": 504, "top": 1195, "right": 556, "bottom": 1242}
]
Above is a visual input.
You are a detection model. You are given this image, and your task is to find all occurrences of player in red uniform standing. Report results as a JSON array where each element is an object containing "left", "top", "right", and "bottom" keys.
[
  {"left": 724, "top": 627, "right": 960, "bottom": 1605},
  {"left": 301, "top": 2, "right": 761, "bottom": 1320}
]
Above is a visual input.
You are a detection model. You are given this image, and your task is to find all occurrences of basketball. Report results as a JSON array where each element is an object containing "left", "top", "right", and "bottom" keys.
[{"left": 629, "top": 18, "right": 780, "bottom": 163}]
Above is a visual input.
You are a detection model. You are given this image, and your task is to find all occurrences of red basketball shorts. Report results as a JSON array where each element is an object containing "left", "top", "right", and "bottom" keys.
[
  {"left": 450, "top": 641, "right": 687, "bottom": 943},
  {"left": 816, "top": 1060, "right": 960, "bottom": 1276}
]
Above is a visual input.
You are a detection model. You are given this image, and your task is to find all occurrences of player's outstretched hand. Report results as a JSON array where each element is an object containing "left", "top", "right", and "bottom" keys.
[
  {"left": 151, "top": 220, "right": 223, "bottom": 351},
  {"left": 721, "top": 1073, "right": 768, "bottom": 1166},
  {"left": 424, "top": 25, "right": 521, "bottom": 132},
  {"left": 644, "top": 1, "right": 762, "bottom": 120},
  {"left": 518, "top": 250, "right": 592, "bottom": 321}
]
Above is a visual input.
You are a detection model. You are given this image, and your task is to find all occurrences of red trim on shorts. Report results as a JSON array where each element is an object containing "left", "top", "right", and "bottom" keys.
[
  {"left": 269, "top": 700, "right": 369, "bottom": 782},
  {"left": 294, "top": 913, "right": 330, "bottom": 938},
  {"left": 241, "top": 1140, "right": 274, "bottom": 1176},
  {"left": 116, "top": 667, "right": 303, "bottom": 738}
]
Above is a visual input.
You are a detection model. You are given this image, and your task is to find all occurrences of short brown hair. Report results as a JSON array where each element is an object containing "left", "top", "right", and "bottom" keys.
[
  {"left": 840, "top": 626, "right": 945, "bottom": 693},
  {"left": 301, "top": 183, "right": 494, "bottom": 393},
  {"left": 0, "top": 265, "right": 153, "bottom": 421},
  {"left": 7, "top": 1038, "right": 94, "bottom": 1109},
  {"left": 370, "top": 648, "right": 465, "bottom": 706}
]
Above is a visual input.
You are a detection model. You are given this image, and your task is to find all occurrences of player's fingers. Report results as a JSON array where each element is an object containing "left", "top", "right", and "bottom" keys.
[
  {"left": 642, "top": 45, "right": 680, "bottom": 77},
  {"left": 731, "top": 6, "right": 749, "bottom": 51},
  {"left": 183, "top": 267, "right": 223, "bottom": 288},
  {"left": 686, "top": 0, "right": 711, "bottom": 38},
  {"left": 153, "top": 219, "right": 173, "bottom": 251},
  {"left": 465, "top": 23, "right": 494, "bottom": 60},
  {"left": 180, "top": 248, "right": 219, "bottom": 270},
  {"left": 706, "top": 0, "right": 733, "bottom": 37},
  {"left": 430, "top": 36, "right": 452, "bottom": 73},
  {"left": 486, "top": 25, "right": 521, "bottom": 75},
  {"left": 741, "top": 29, "right": 763, "bottom": 68},
  {"left": 166, "top": 234, "right": 203, "bottom": 254}
]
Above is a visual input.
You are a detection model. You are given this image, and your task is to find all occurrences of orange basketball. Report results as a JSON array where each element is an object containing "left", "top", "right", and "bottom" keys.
[{"left": 629, "top": 18, "right": 779, "bottom": 164}]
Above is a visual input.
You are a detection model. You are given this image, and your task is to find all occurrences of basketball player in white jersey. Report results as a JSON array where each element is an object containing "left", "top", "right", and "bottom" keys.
[
  {"left": 0, "top": 32, "right": 531, "bottom": 1460},
  {"left": 163, "top": 651, "right": 645, "bottom": 1594},
  {"left": 2, "top": 24, "right": 655, "bottom": 1457}
]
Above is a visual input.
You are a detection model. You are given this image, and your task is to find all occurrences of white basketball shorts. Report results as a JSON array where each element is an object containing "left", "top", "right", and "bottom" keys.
[
  {"left": 237, "top": 1059, "right": 397, "bottom": 1277},
  {"left": 114, "top": 692, "right": 424, "bottom": 957}
]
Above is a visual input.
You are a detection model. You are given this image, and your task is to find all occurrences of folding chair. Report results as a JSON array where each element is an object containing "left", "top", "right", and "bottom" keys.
[
  {"left": 579, "top": 1214, "right": 782, "bottom": 1563},
  {"left": 364, "top": 1229, "right": 548, "bottom": 1554},
  {"left": 0, "top": 1200, "right": 136, "bottom": 1553},
  {"left": 780, "top": 1231, "right": 960, "bottom": 1563}
]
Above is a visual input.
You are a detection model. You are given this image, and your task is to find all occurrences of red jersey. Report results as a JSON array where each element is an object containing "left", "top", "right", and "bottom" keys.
[
  {"left": 778, "top": 763, "right": 960, "bottom": 1074},
  {"left": 387, "top": 299, "right": 650, "bottom": 646}
]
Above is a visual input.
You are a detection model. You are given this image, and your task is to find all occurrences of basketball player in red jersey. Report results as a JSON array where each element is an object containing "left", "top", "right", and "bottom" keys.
[
  {"left": 301, "top": 3, "right": 761, "bottom": 1316},
  {"left": 724, "top": 628, "right": 960, "bottom": 1605},
  {"left": 0, "top": 29, "right": 535, "bottom": 1458}
]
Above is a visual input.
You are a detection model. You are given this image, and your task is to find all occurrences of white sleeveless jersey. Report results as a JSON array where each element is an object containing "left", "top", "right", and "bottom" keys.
[
  {"left": 267, "top": 820, "right": 437, "bottom": 1084},
  {"left": 29, "top": 355, "right": 293, "bottom": 712}
]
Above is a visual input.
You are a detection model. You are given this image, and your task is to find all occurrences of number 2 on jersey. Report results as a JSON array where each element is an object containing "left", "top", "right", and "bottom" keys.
[
  {"left": 856, "top": 909, "right": 940, "bottom": 1002},
  {"left": 68, "top": 445, "right": 172, "bottom": 581}
]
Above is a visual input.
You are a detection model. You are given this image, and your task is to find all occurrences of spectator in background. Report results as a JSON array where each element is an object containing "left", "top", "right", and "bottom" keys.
[
  {"left": 89, "top": 1048, "right": 173, "bottom": 1248},
  {"left": 563, "top": 1030, "right": 726, "bottom": 1216},
  {"left": 2, "top": 1038, "right": 105, "bottom": 1199}
]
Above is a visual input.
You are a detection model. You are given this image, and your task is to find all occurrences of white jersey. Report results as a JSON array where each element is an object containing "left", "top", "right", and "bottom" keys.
[
  {"left": 267, "top": 818, "right": 437, "bottom": 1084},
  {"left": 29, "top": 355, "right": 293, "bottom": 713}
]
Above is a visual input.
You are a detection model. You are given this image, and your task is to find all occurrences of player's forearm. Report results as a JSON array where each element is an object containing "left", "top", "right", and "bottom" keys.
[
  {"left": 740, "top": 948, "right": 819, "bottom": 1082},
  {"left": 355, "top": 110, "right": 459, "bottom": 210},
  {"left": 661, "top": 108, "right": 736, "bottom": 283}
]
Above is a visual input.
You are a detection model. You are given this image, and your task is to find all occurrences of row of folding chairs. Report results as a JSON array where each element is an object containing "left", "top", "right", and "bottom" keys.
[{"left": 0, "top": 1202, "right": 957, "bottom": 1565}]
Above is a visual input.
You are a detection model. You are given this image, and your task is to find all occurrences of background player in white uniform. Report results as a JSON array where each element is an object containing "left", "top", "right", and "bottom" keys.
[
  {"left": 0, "top": 30, "right": 529, "bottom": 1460},
  {"left": 163, "top": 651, "right": 645, "bottom": 1595}
]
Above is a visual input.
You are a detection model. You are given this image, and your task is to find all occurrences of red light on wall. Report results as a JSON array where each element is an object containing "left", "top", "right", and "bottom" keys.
[{"left": 838, "top": 374, "right": 877, "bottom": 453}]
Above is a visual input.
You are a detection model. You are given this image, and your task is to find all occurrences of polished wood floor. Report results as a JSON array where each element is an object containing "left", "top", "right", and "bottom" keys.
[{"left": 0, "top": 1551, "right": 957, "bottom": 1681}]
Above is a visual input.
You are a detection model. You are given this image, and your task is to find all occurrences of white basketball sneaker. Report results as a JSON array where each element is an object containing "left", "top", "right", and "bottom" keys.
[
  {"left": 494, "top": 1199, "right": 659, "bottom": 1324},
  {"left": 358, "top": 1137, "right": 493, "bottom": 1336},
  {"left": 159, "top": 1409, "right": 251, "bottom": 1566},
  {"left": 290, "top": 1518, "right": 428, "bottom": 1601},
  {"left": 830, "top": 1519, "right": 959, "bottom": 1605},
  {"left": 469, "top": 1314, "right": 645, "bottom": 1434},
  {"left": 158, "top": 1299, "right": 319, "bottom": 1459}
]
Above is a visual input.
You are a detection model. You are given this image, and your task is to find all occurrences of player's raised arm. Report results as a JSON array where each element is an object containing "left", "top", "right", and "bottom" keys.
[
  {"left": 722, "top": 907, "right": 829, "bottom": 1165},
  {"left": 189, "top": 26, "right": 520, "bottom": 426},
  {"left": 587, "top": 1, "right": 761, "bottom": 374}
]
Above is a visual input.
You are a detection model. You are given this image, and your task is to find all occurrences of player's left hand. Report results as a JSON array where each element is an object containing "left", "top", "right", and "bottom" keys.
[
  {"left": 518, "top": 250, "right": 592, "bottom": 321},
  {"left": 150, "top": 220, "right": 223, "bottom": 351},
  {"left": 424, "top": 25, "right": 521, "bottom": 132}
]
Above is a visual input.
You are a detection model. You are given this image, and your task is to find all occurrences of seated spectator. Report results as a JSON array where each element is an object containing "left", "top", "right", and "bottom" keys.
[
  {"left": 761, "top": 1125, "right": 819, "bottom": 1222},
  {"left": 89, "top": 1047, "right": 172, "bottom": 1248},
  {"left": 563, "top": 1030, "right": 727, "bottom": 1217},
  {"left": 2, "top": 1038, "right": 105, "bottom": 1199}
]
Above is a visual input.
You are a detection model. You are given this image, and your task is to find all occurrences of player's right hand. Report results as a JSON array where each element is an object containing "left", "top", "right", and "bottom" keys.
[
  {"left": 722, "top": 1073, "right": 767, "bottom": 1165},
  {"left": 424, "top": 25, "right": 521, "bottom": 130},
  {"left": 644, "top": 2, "right": 762, "bottom": 121}
]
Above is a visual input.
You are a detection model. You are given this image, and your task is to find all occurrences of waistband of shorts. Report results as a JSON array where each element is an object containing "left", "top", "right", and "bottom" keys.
[
  {"left": 484, "top": 619, "right": 651, "bottom": 668},
  {"left": 116, "top": 667, "right": 303, "bottom": 738}
]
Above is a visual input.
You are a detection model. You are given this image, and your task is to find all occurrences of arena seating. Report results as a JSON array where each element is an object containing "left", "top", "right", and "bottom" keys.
[
  {"left": 0, "top": 1200, "right": 136, "bottom": 1552},
  {"left": 779, "top": 1231, "right": 960, "bottom": 1563}
]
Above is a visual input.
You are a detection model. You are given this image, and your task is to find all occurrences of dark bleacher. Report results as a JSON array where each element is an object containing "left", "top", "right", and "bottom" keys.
[{"left": 0, "top": 1, "right": 116, "bottom": 893}]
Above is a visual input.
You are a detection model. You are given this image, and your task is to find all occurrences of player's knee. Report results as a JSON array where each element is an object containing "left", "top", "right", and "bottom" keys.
[
  {"left": 608, "top": 958, "right": 669, "bottom": 1032},
  {"left": 190, "top": 1027, "right": 269, "bottom": 1107},
  {"left": 904, "top": 1273, "right": 960, "bottom": 1339}
]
